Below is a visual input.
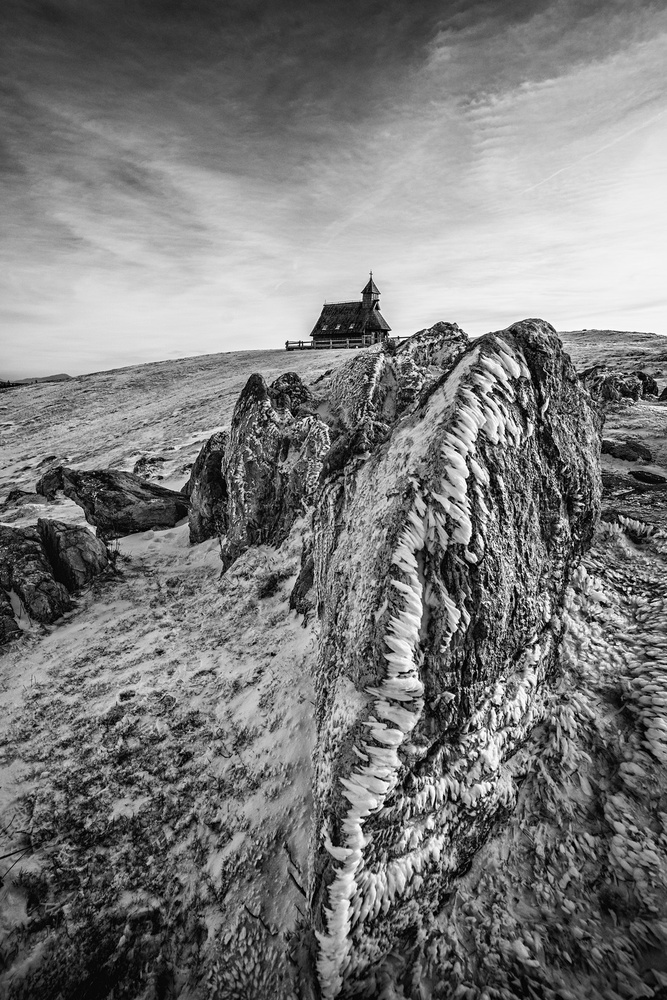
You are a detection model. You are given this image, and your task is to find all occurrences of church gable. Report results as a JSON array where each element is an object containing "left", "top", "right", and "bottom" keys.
[{"left": 309, "top": 302, "right": 365, "bottom": 338}]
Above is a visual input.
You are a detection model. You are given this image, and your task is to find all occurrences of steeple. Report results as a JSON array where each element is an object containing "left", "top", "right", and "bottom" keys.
[{"left": 362, "top": 271, "right": 380, "bottom": 309}]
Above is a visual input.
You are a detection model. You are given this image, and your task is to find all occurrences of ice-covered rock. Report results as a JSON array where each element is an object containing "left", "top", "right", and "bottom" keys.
[
  {"left": 207, "top": 333, "right": 466, "bottom": 565},
  {"left": 35, "top": 467, "right": 189, "bottom": 540},
  {"left": 186, "top": 431, "right": 228, "bottom": 544},
  {"left": 220, "top": 373, "right": 330, "bottom": 569},
  {"left": 318, "top": 325, "right": 470, "bottom": 480},
  {"left": 0, "top": 524, "right": 73, "bottom": 629},
  {"left": 37, "top": 519, "right": 109, "bottom": 591},
  {"left": 308, "top": 318, "right": 601, "bottom": 997}
]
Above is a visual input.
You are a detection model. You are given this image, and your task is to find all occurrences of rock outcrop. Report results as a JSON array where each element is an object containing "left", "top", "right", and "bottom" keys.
[
  {"left": 0, "top": 520, "right": 112, "bottom": 643},
  {"left": 0, "top": 525, "right": 73, "bottom": 625},
  {"left": 308, "top": 319, "right": 601, "bottom": 997},
  {"left": 185, "top": 331, "right": 467, "bottom": 565},
  {"left": 37, "top": 519, "right": 109, "bottom": 591},
  {"left": 186, "top": 431, "right": 229, "bottom": 544},
  {"left": 220, "top": 373, "right": 330, "bottom": 568},
  {"left": 581, "top": 365, "right": 658, "bottom": 402},
  {"left": 35, "top": 467, "right": 189, "bottom": 540}
]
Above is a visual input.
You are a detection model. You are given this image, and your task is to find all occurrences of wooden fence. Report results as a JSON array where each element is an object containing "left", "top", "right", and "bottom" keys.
[{"left": 285, "top": 336, "right": 410, "bottom": 351}]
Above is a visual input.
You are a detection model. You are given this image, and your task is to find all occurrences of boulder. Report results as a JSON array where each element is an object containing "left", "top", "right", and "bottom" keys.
[
  {"left": 581, "top": 365, "right": 657, "bottom": 402},
  {"left": 308, "top": 319, "right": 601, "bottom": 997},
  {"left": 660, "top": 385, "right": 667, "bottom": 402},
  {"left": 35, "top": 467, "right": 189, "bottom": 540},
  {"left": 601, "top": 437, "right": 653, "bottom": 462},
  {"left": 37, "top": 519, "right": 109, "bottom": 591},
  {"left": 0, "top": 525, "right": 73, "bottom": 626},
  {"left": 220, "top": 373, "right": 330, "bottom": 568},
  {"left": 628, "top": 469, "right": 666, "bottom": 485},
  {"left": 186, "top": 431, "right": 228, "bottom": 544}
]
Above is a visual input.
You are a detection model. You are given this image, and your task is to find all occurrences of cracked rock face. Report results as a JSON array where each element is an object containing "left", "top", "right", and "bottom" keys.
[
  {"left": 308, "top": 319, "right": 601, "bottom": 998},
  {"left": 35, "top": 467, "right": 190, "bottom": 540},
  {"left": 220, "top": 372, "right": 330, "bottom": 568}
]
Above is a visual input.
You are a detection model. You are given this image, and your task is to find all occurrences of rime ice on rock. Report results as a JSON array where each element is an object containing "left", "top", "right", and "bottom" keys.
[
  {"left": 219, "top": 372, "right": 330, "bottom": 569},
  {"left": 192, "top": 331, "right": 468, "bottom": 569},
  {"left": 318, "top": 323, "right": 470, "bottom": 482},
  {"left": 309, "top": 318, "right": 601, "bottom": 997}
]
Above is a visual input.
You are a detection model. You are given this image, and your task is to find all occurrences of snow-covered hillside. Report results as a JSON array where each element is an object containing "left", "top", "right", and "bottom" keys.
[{"left": 1, "top": 325, "right": 667, "bottom": 1000}]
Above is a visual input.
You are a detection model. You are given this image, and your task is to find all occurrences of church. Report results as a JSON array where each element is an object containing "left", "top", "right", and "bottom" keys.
[{"left": 285, "top": 274, "right": 391, "bottom": 350}]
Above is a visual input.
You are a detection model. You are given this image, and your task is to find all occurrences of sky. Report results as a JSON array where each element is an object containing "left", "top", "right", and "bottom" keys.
[{"left": 1, "top": 0, "right": 666, "bottom": 378}]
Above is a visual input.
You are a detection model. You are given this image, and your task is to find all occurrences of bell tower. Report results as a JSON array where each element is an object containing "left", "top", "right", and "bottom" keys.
[{"left": 361, "top": 271, "right": 380, "bottom": 309}]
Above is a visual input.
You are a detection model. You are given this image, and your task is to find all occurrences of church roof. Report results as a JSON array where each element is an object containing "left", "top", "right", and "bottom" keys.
[
  {"left": 309, "top": 301, "right": 391, "bottom": 338},
  {"left": 362, "top": 275, "right": 380, "bottom": 295}
]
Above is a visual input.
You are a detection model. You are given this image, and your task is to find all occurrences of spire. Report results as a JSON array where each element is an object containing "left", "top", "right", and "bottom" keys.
[{"left": 362, "top": 270, "right": 380, "bottom": 296}]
